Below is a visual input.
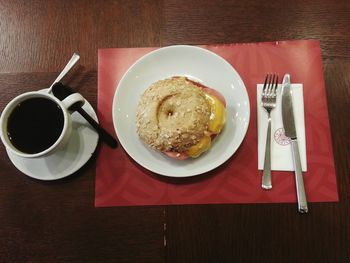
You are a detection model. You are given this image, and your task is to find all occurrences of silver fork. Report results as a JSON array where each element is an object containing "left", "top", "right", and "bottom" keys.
[{"left": 261, "top": 74, "right": 278, "bottom": 190}]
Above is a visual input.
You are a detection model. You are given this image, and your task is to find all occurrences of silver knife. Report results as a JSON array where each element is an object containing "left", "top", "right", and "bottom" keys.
[{"left": 281, "top": 74, "right": 308, "bottom": 213}]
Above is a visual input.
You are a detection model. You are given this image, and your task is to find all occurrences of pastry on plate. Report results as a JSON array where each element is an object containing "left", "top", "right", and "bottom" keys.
[{"left": 136, "top": 77, "right": 226, "bottom": 159}]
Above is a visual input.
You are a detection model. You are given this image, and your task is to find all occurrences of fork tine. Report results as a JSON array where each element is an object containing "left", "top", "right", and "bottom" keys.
[
  {"left": 268, "top": 74, "right": 278, "bottom": 96},
  {"left": 262, "top": 74, "right": 270, "bottom": 95},
  {"left": 262, "top": 74, "right": 279, "bottom": 97},
  {"left": 267, "top": 74, "right": 274, "bottom": 96},
  {"left": 273, "top": 75, "right": 278, "bottom": 95}
]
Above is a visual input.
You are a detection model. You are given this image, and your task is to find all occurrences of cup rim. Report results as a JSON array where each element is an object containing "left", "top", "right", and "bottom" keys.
[{"left": 0, "top": 91, "right": 70, "bottom": 158}]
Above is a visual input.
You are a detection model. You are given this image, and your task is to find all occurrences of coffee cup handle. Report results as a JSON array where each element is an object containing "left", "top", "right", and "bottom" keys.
[{"left": 60, "top": 93, "right": 85, "bottom": 111}]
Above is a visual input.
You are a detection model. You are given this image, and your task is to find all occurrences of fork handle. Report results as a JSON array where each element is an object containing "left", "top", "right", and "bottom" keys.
[{"left": 262, "top": 114, "right": 272, "bottom": 189}]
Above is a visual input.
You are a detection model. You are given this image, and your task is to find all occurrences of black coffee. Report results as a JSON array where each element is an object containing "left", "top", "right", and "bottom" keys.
[{"left": 7, "top": 97, "right": 64, "bottom": 154}]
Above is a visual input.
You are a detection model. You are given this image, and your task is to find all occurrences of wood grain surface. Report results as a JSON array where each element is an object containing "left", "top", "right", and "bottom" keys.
[{"left": 0, "top": 1, "right": 350, "bottom": 262}]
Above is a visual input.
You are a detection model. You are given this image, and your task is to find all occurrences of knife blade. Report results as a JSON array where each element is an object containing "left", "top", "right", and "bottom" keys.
[{"left": 281, "top": 74, "right": 308, "bottom": 213}]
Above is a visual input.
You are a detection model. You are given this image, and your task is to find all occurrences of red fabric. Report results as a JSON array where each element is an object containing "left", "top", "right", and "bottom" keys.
[{"left": 96, "top": 40, "right": 338, "bottom": 207}]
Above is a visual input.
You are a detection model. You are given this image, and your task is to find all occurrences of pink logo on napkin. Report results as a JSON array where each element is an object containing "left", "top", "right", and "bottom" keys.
[{"left": 274, "top": 128, "right": 291, "bottom": 146}]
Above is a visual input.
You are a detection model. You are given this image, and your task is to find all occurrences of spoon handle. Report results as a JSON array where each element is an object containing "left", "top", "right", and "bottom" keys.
[
  {"left": 77, "top": 108, "right": 118, "bottom": 149},
  {"left": 48, "top": 53, "right": 80, "bottom": 93}
]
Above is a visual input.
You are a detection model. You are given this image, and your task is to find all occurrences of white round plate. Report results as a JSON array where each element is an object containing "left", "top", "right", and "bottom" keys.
[
  {"left": 6, "top": 90, "right": 99, "bottom": 180},
  {"left": 112, "top": 45, "right": 250, "bottom": 177}
]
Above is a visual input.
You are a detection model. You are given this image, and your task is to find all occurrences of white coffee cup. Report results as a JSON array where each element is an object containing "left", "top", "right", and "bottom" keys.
[{"left": 0, "top": 89, "right": 85, "bottom": 158}]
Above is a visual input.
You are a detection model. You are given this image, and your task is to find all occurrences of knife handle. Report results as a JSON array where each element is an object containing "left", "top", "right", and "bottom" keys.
[
  {"left": 262, "top": 115, "right": 272, "bottom": 189},
  {"left": 291, "top": 139, "right": 308, "bottom": 213}
]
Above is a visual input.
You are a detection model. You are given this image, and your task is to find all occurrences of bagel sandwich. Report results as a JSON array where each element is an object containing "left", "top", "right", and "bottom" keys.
[{"left": 136, "top": 76, "right": 226, "bottom": 159}]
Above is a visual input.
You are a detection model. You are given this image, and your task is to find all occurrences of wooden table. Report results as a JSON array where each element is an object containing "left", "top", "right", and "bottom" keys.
[{"left": 1, "top": 1, "right": 349, "bottom": 262}]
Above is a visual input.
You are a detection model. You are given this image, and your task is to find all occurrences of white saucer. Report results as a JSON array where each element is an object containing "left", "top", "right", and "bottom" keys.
[{"left": 6, "top": 95, "right": 99, "bottom": 180}]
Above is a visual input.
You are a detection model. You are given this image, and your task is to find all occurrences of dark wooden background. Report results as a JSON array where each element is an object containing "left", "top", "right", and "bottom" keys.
[{"left": 1, "top": 0, "right": 350, "bottom": 262}]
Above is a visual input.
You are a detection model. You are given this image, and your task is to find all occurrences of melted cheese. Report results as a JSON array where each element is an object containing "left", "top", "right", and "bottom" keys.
[
  {"left": 186, "top": 135, "right": 211, "bottom": 158},
  {"left": 205, "top": 93, "right": 226, "bottom": 134},
  {"left": 186, "top": 93, "right": 226, "bottom": 158}
]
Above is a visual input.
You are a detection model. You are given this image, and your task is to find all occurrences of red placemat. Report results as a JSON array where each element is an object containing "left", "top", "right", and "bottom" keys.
[{"left": 95, "top": 40, "right": 338, "bottom": 207}]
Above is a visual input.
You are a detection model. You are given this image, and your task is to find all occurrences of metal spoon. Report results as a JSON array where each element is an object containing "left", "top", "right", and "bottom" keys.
[
  {"left": 52, "top": 83, "right": 118, "bottom": 149},
  {"left": 48, "top": 53, "right": 80, "bottom": 93}
]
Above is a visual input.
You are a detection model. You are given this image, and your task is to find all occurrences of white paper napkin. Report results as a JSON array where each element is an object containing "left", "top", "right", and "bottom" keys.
[{"left": 257, "top": 84, "right": 307, "bottom": 171}]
